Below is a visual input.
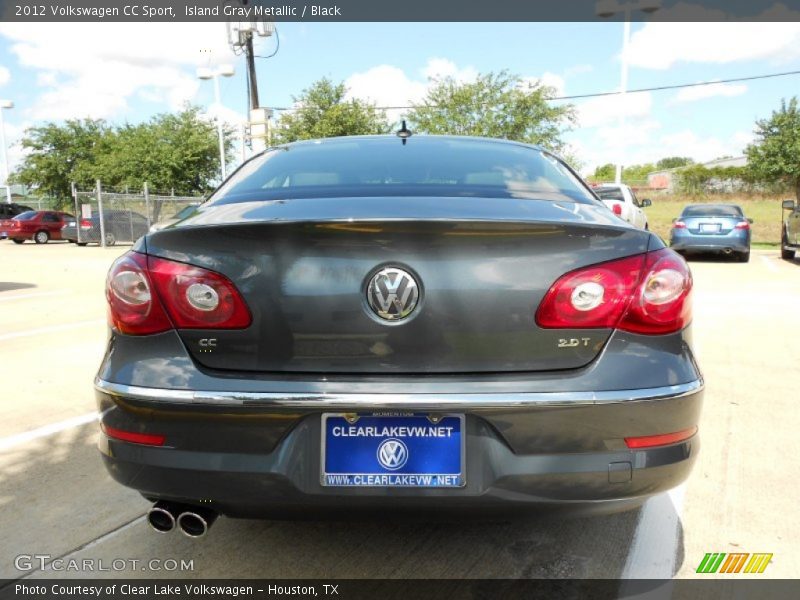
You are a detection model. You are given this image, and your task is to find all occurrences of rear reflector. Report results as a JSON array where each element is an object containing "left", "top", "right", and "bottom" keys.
[
  {"left": 612, "top": 204, "right": 622, "bottom": 216},
  {"left": 624, "top": 427, "right": 697, "bottom": 449},
  {"left": 80, "top": 219, "right": 92, "bottom": 229},
  {"left": 102, "top": 424, "right": 165, "bottom": 446}
]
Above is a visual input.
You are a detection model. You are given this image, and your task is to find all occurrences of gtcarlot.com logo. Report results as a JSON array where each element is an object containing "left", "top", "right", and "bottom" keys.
[
  {"left": 696, "top": 552, "right": 772, "bottom": 574},
  {"left": 15, "top": 554, "right": 195, "bottom": 572}
]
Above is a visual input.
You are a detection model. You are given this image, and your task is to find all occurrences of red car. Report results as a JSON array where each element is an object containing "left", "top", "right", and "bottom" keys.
[{"left": 0, "top": 210, "right": 75, "bottom": 244}]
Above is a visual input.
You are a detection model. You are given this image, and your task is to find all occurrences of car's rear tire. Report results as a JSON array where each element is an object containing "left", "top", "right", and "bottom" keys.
[
  {"left": 738, "top": 250, "right": 750, "bottom": 263},
  {"left": 104, "top": 232, "right": 116, "bottom": 246},
  {"left": 68, "top": 239, "right": 75, "bottom": 243},
  {"left": 77, "top": 242, "right": 88, "bottom": 247},
  {"left": 12, "top": 238, "right": 24, "bottom": 244},
  {"left": 781, "top": 234, "right": 796, "bottom": 260},
  {"left": 34, "top": 230, "right": 49, "bottom": 244}
]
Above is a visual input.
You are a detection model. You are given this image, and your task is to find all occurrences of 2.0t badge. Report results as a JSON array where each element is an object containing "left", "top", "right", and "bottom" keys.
[{"left": 366, "top": 267, "right": 420, "bottom": 321}]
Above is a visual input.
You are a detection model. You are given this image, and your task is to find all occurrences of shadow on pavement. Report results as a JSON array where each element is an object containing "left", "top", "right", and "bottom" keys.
[{"left": 0, "top": 282, "right": 36, "bottom": 293}]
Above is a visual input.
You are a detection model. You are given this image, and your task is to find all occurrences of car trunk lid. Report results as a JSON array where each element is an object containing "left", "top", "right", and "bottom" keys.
[{"left": 145, "top": 197, "right": 651, "bottom": 374}]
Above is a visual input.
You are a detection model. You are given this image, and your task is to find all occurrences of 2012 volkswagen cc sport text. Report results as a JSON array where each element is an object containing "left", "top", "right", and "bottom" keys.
[{"left": 95, "top": 135, "right": 702, "bottom": 537}]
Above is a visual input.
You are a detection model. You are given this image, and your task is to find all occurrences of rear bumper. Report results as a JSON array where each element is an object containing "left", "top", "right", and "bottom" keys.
[
  {"left": 670, "top": 231, "right": 750, "bottom": 253},
  {"left": 95, "top": 378, "right": 703, "bottom": 518}
]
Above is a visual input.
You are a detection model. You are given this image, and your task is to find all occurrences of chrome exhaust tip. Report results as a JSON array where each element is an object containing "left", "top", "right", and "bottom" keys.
[
  {"left": 147, "top": 501, "right": 180, "bottom": 534},
  {"left": 177, "top": 508, "right": 218, "bottom": 538}
]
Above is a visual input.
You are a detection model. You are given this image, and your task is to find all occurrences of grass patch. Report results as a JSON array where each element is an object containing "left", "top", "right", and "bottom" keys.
[{"left": 642, "top": 193, "right": 790, "bottom": 245}]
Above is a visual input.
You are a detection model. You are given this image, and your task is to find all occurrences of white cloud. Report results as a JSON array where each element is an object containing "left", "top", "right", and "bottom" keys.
[
  {"left": 0, "top": 22, "right": 248, "bottom": 121},
  {"left": 522, "top": 72, "right": 566, "bottom": 96},
  {"left": 576, "top": 92, "right": 654, "bottom": 128},
  {"left": 420, "top": 58, "right": 478, "bottom": 83},
  {"left": 575, "top": 126, "right": 752, "bottom": 176},
  {"left": 672, "top": 81, "right": 748, "bottom": 103},
  {"left": 625, "top": 21, "right": 800, "bottom": 69},
  {"left": 0, "top": 65, "right": 9, "bottom": 87},
  {"left": 345, "top": 65, "right": 427, "bottom": 108}
]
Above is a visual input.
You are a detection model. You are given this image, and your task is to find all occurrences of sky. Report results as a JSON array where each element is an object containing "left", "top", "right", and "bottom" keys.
[{"left": 2, "top": 20, "right": 800, "bottom": 177}]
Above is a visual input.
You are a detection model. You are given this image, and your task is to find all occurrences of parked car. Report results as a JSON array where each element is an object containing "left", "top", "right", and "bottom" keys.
[
  {"left": 593, "top": 183, "right": 651, "bottom": 229},
  {"left": 149, "top": 203, "right": 200, "bottom": 232},
  {"left": 62, "top": 210, "right": 150, "bottom": 246},
  {"left": 0, "top": 203, "right": 34, "bottom": 238},
  {"left": 96, "top": 135, "right": 701, "bottom": 536},
  {"left": 0, "top": 210, "right": 75, "bottom": 244},
  {"left": 670, "top": 204, "right": 752, "bottom": 262},
  {"left": 780, "top": 199, "right": 800, "bottom": 260}
]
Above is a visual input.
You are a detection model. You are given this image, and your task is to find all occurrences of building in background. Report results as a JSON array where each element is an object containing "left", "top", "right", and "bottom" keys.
[{"left": 647, "top": 156, "right": 747, "bottom": 192}]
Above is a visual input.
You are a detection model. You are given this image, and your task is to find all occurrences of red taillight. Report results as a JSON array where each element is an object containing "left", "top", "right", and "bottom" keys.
[
  {"left": 147, "top": 256, "right": 251, "bottom": 329},
  {"left": 612, "top": 203, "right": 623, "bottom": 216},
  {"left": 624, "top": 427, "right": 697, "bottom": 449},
  {"left": 672, "top": 220, "right": 687, "bottom": 229},
  {"left": 536, "top": 248, "right": 692, "bottom": 335},
  {"left": 735, "top": 221, "right": 750, "bottom": 230},
  {"left": 80, "top": 219, "right": 92, "bottom": 229},
  {"left": 102, "top": 424, "right": 165, "bottom": 446},
  {"left": 106, "top": 252, "right": 172, "bottom": 335},
  {"left": 106, "top": 251, "right": 251, "bottom": 335}
]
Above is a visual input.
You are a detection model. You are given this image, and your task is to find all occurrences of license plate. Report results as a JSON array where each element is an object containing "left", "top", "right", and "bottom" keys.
[
  {"left": 321, "top": 413, "right": 464, "bottom": 487},
  {"left": 700, "top": 223, "right": 720, "bottom": 233}
]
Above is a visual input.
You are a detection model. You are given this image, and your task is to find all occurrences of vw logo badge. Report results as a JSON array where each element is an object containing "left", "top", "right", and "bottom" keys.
[
  {"left": 367, "top": 267, "right": 420, "bottom": 321},
  {"left": 377, "top": 438, "right": 409, "bottom": 470}
]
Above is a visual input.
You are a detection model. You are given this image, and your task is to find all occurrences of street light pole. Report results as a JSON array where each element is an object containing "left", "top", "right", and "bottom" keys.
[
  {"left": 0, "top": 100, "right": 13, "bottom": 204},
  {"left": 197, "top": 65, "right": 235, "bottom": 180},
  {"left": 596, "top": 0, "right": 661, "bottom": 185},
  {"left": 212, "top": 74, "right": 227, "bottom": 179}
]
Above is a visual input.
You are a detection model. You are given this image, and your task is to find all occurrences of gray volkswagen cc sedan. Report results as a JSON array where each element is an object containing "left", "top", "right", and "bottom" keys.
[{"left": 95, "top": 135, "right": 702, "bottom": 537}]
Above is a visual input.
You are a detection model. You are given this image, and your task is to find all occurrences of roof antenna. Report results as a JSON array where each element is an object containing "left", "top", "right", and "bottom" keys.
[{"left": 396, "top": 120, "right": 413, "bottom": 145}]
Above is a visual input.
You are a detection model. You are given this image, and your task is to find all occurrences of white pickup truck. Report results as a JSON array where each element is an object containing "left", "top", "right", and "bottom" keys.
[{"left": 593, "top": 183, "right": 651, "bottom": 230}]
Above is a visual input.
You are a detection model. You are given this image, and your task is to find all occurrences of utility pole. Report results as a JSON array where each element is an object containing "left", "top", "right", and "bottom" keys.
[
  {"left": 244, "top": 33, "right": 260, "bottom": 110},
  {"left": 227, "top": 11, "right": 274, "bottom": 155}
]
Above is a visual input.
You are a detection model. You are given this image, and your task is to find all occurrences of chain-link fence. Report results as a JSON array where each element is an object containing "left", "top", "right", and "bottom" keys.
[{"left": 70, "top": 181, "right": 204, "bottom": 247}]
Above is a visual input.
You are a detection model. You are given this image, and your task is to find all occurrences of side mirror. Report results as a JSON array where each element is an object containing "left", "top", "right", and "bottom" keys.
[
  {"left": 747, "top": 218, "right": 754, "bottom": 224},
  {"left": 782, "top": 199, "right": 796, "bottom": 210},
  {"left": 641, "top": 199, "right": 652, "bottom": 207}
]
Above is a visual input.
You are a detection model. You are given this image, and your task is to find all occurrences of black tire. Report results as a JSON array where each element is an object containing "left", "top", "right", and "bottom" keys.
[
  {"left": 68, "top": 239, "right": 75, "bottom": 243},
  {"left": 781, "top": 235, "right": 796, "bottom": 260},
  {"left": 12, "top": 238, "right": 24, "bottom": 244},
  {"left": 104, "top": 232, "right": 116, "bottom": 247},
  {"left": 738, "top": 251, "right": 750, "bottom": 263},
  {"left": 34, "top": 230, "right": 49, "bottom": 244},
  {"left": 77, "top": 242, "right": 88, "bottom": 247}
]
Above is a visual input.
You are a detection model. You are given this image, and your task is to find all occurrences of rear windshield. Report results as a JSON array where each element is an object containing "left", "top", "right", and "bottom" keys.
[
  {"left": 208, "top": 138, "right": 596, "bottom": 204},
  {"left": 594, "top": 187, "right": 625, "bottom": 202},
  {"left": 681, "top": 205, "right": 743, "bottom": 217},
  {"left": 14, "top": 211, "right": 37, "bottom": 221}
]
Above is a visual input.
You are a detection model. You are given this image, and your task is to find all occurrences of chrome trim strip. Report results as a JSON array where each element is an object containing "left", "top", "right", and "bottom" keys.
[{"left": 94, "top": 378, "right": 703, "bottom": 409}]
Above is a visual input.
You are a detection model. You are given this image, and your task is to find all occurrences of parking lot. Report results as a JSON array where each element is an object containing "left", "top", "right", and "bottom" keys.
[{"left": 1, "top": 241, "right": 798, "bottom": 581}]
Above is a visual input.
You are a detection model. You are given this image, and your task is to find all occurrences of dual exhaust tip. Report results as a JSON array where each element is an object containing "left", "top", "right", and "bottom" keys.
[{"left": 147, "top": 501, "right": 217, "bottom": 538}]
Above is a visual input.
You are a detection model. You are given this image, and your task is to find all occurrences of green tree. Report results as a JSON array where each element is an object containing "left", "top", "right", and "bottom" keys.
[
  {"left": 623, "top": 163, "right": 656, "bottom": 184},
  {"left": 656, "top": 156, "right": 694, "bottom": 170},
  {"left": 407, "top": 71, "right": 575, "bottom": 152},
  {"left": 10, "top": 119, "right": 113, "bottom": 204},
  {"left": 588, "top": 163, "right": 615, "bottom": 183},
  {"left": 746, "top": 97, "right": 800, "bottom": 200},
  {"left": 99, "top": 106, "right": 230, "bottom": 194},
  {"left": 275, "top": 78, "right": 390, "bottom": 143}
]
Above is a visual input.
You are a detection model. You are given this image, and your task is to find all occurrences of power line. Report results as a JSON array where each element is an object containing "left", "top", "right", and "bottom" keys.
[{"left": 265, "top": 68, "right": 800, "bottom": 112}]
